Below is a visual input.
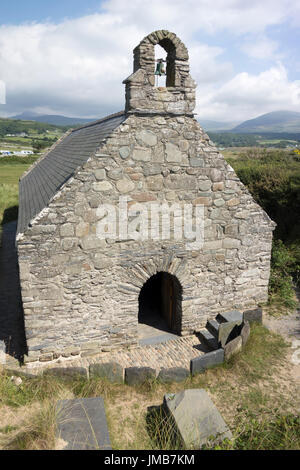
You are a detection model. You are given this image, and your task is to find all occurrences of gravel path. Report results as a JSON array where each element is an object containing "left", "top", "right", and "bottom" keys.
[{"left": 263, "top": 289, "right": 300, "bottom": 340}]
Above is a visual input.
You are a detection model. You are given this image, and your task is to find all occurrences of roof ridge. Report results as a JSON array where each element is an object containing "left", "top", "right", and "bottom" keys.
[{"left": 71, "top": 110, "right": 125, "bottom": 132}]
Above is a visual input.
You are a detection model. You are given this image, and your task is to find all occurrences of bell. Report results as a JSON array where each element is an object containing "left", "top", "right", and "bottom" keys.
[{"left": 155, "top": 59, "right": 166, "bottom": 76}]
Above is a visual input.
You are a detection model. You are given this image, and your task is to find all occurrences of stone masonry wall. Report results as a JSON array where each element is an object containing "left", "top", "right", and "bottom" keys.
[{"left": 17, "top": 114, "right": 275, "bottom": 364}]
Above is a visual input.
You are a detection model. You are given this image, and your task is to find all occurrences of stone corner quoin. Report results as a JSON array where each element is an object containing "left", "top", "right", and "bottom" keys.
[{"left": 16, "top": 29, "right": 275, "bottom": 364}]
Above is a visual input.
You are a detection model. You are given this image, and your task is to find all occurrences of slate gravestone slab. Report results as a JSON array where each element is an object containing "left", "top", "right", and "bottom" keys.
[
  {"left": 44, "top": 367, "right": 88, "bottom": 379},
  {"left": 243, "top": 308, "right": 262, "bottom": 324},
  {"left": 217, "top": 310, "right": 243, "bottom": 323},
  {"left": 157, "top": 367, "right": 189, "bottom": 383},
  {"left": 241, "top": 321, "right": 250, "bottom": 346},
  {"left": 56, "top": 397, "right": 111, "bottom": 450},
  {"left": 190, "top": 349, "right": 224, "bottom": 375},
  {"left": 125, "top": 367, "right": 156, "bottom": 385},
  {"left": 89, "top": 362, "right": 123, "bottom": 383},
  {"left": 163, "top": 389, "right": 232, "bottom": 448},
  {"left": 224, "top": 336, "right": 242, "bottom": 360},
  {"left": 218, "top": 321, "right": 242, "bottom": 347}
]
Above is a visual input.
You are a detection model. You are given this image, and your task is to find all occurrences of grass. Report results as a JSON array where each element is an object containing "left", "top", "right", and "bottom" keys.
[
  {"left": 0, "top": 159, "right": 35, "bottom": 233},
  {"left": 0, "top": 324, "right": 299, "bottom": 450}
]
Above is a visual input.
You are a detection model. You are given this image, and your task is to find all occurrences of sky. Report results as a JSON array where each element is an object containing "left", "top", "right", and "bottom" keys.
[{"left": 0, "top": 0, "right": 299, "bottom": 123}]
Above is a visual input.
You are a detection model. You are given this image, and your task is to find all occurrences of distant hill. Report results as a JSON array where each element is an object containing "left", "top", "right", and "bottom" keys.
[
  {"left": 0, "top": 117, "right": 66, "bottom": 136},
  {"left": 232, "top": 111, "right": 300, "bottom": 133},
  {"left": 12, "top": 112, "right": 97, "bottom": 126},
  {"left": 198, "top": 119, "right": 241, "bottom": 131}
]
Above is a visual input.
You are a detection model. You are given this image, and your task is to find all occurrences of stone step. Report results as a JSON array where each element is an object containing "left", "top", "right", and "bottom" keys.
[
  {"left": 206, "top": 319, "right": 220, "bottom": 338},
  {"left": 216, "top": 310, "right": 243, "bottom": 324},
  {"left": 198, "top": 329, "right": 219, "bottom": 351}
]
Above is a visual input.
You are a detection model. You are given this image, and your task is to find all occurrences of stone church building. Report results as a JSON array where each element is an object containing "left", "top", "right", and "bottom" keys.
[{"left": 17, "top": 31, "right": 275, "bottom": 362}]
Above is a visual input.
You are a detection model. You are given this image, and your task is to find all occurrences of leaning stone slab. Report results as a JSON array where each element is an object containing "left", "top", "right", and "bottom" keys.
[
  {"left": 44, "top": 367, "right": 88, "bottom": 380},
  {"left": 163, "top": 389, "right": 232, "bottom": 449},
  {"left": 125, "top": 366, "right": 156, "bottom": 385},
  {"left": 89, "top": 362, "right": 123, "bottom": 383},
  {"left": 241, "top": 321, "right": 250, "bottom": 346},
  {"left": 190, "top": 349, "right": 224, "bottom": 376},
  {"left": 56, "top": 397, "right": 111, "bottom": 450},
  {"left": 158, "top": 367, "right": 189, "bottom": 383},
  {"left": 218, "top": 321, "right": 242, "bottom": 347},
  {"left": 243, "top": 307, "right": 262, "bottom": 324},
  {"left": 224, "top": 336, "right": 242, "bottom": 361}
]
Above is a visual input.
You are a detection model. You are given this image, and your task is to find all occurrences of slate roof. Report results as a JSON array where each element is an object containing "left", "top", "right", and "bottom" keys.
[{"left": 17, "top": 111, "right": 126, "bottom": 235}]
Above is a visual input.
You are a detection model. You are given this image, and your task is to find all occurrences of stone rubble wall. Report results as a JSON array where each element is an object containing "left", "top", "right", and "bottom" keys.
[{"left": 17, "top": 114, "right": 275, "bottom": 364}]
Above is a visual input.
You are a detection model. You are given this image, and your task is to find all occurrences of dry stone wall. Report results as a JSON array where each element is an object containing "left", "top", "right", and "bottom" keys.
[{"left": 17, "top": 114, "right": 275, "bottom": 364}]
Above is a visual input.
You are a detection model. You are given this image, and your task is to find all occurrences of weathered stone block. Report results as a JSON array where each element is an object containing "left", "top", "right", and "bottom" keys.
[
  {"left": 189, "top": 157, "right": 204, "bottom": 167},
  {"left": 165, "top": 142, "right": 184, "bottom": 163},
  {"left": 116, "top": 178, "right": 135, "bottom": 193},
  {"left": 190, "top": 349, "right": 224, "bottom": 375},
  {"left": 217, "top": 310, "right": 243, "bottom": 323},
  {"left": 223, "top": 238, "right": 241, "bottom": 249},
  {"left": 125, "top": 367, "right": 156, "bottom": 385},
  {"left": 119, "top": 146, "right": 130, "bottom": 159},
  {"left": 79, "top": 236, "right": 106, "bottom": 251},
  {"left": 157, "top": 367, "right": 189, "bottom": 383},
  {"left": 136, "top": 130, "right": 157, "bottom": 147},
  {"left": 89, "top": 362, "right": 123, "bottom": 383},
  {"left": 243, "top": 307, "right": 262, "bottom": 324},
  {"left": 218, "top": 321, "right": 242, "bottom": 347},
  {"left": 56, "top": 397, "right": 111, "bottom": 450},
  {"left": 107, "top": 168, "right": 123, "bottom": 180},
  {"left": 95, "top": 169, "right": 106, "bottom": 180},
  {"left": 163, "top": 389, "right": 232, "bottom": 448},
  {"left": 224, "top": 336, "right": 242, "bottom": 360},
  {"left": 92, "top": 181, "right": 113, "bottom": 192},
  {"left": 132, "top": 148, "right": 151, "bottom": 161},
  {"left": 60, "top": 223, "right": 74, "bottom": 237},
  {"left": 44, "top": 367, "right": 88, "bottom": 379},
  {"left": 241, "top": 321, "right": 250, "bottom": 346}
]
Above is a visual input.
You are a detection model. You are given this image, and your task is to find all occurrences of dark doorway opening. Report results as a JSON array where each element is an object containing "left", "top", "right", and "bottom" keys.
[{"left": 138, "top": 272, "right": 182, "bottom": 335}]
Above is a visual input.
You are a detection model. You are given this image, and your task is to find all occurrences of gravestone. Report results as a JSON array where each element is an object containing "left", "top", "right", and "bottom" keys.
[
  {"left": 163, "top": 389, "right": 232, "bottom": 448},
  {"left": 56, "top": 397, "right": 111, "bottom": 450}
]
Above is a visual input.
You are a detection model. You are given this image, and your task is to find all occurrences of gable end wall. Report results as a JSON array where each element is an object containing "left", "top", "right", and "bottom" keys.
[{"left": 17, "top": 114, "right": 274, "bottom": 363}]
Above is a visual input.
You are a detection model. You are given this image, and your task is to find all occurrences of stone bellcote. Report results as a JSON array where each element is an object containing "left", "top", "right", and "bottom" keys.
[{"left": 123, "top": 30, "right": 196, "bottom": 116}]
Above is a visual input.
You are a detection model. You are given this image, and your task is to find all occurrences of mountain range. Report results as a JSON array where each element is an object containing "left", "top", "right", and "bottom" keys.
[
  {"left": 9, "top": 110, "right": 300, "bottom": 133},
  {"left": 11, "top": 112, "right": 97, "bottom": 126}
]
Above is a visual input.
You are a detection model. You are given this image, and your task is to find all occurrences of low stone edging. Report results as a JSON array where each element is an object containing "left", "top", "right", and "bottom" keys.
[{"left": 3, "top": 309, "right": 260, "bottom": 384}]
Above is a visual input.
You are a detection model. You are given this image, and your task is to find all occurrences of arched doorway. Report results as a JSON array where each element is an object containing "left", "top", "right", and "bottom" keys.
[{"left": 138, "top": 272, "right": 182, "bottom": 335}]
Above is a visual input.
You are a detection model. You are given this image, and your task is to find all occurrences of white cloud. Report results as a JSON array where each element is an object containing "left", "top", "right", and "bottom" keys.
[
  {"left": 196, "top": 63, "right": 300, "bottom": 121},
  {"left": 102, "top": 0, "right": 297, "bottom": 36},
  {"left": 0, "top": 0, "right": 299, "bottom": 120},
  {"left": 241, "top": 36, "right": 280, "bottom": 60}
]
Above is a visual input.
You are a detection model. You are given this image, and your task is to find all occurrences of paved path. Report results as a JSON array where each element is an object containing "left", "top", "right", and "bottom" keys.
[
  {"left": 0, "top": 221, "right": 27, "bottom": 361},
  {"left": 86, "top": 334, "right": 207, "bottom": 371}
]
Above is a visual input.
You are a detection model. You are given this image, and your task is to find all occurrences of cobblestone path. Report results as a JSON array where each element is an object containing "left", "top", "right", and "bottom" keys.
[{"left": 87, "top": 334, "right": 206, "bottom": 371}]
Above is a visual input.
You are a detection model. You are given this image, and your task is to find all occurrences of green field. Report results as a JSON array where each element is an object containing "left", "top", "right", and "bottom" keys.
[{"left": 0, "top": 159, "right": 35, "bottom": 226}]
